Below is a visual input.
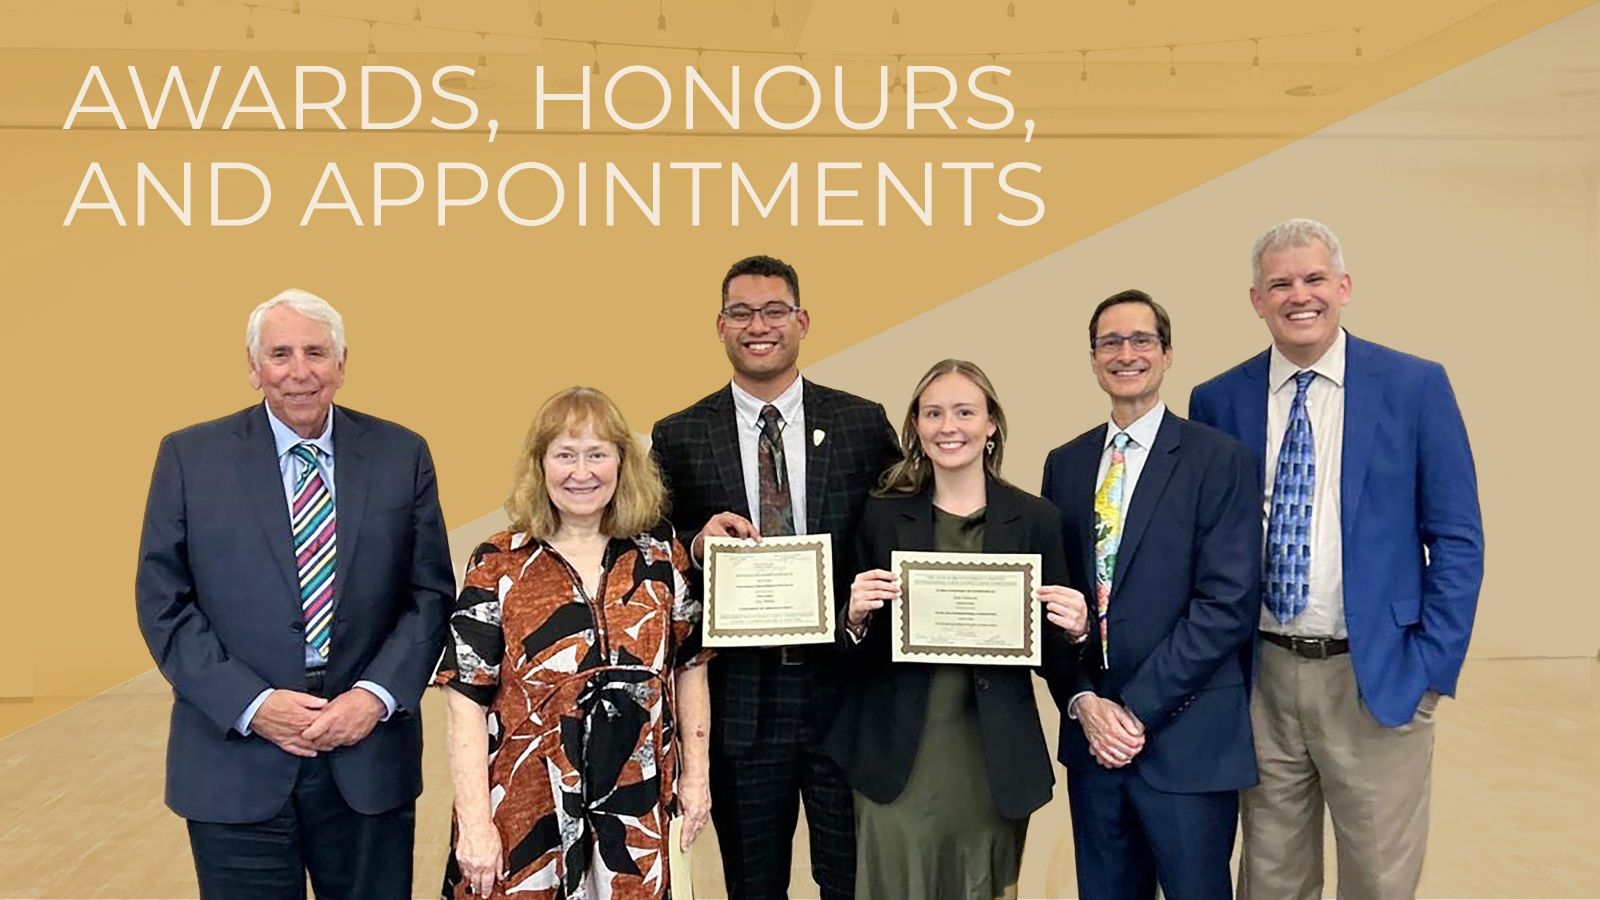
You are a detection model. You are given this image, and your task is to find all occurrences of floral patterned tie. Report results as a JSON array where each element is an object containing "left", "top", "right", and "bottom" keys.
[{"left": 1092, "top": 432, "right": 1130, "bottom": 669}]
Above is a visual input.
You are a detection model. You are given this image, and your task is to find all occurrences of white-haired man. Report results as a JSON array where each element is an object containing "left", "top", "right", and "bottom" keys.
[
  {"left": 136, "top": 289, "right": 454, "bottom": 898},
  {"left": 1189, "top": 220, "right": 1484, "bottom": 899}
]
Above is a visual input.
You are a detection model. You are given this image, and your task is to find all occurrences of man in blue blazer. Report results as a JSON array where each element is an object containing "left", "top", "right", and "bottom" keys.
[
  {"left": 135, "top": 289, "right": 454, "bottom": 899},
  {"left": 1188, "top": 219, "right": 1484, "bottom": 900},
  {"left": 1042, "top": 290, "right": 1262, "bottom": 900}
]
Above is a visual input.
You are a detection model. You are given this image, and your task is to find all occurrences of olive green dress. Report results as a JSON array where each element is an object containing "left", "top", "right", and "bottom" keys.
[{"left": 853, "top": 506, "right": 1029, "bottom": 900}]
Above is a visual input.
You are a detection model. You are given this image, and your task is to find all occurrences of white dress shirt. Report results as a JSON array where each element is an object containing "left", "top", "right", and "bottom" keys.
[
  {"left": 1095, "top": 401, "right": 1168, "bottom": 530},
  {"left": 235, "top": 403, "right": 396, "bottom": 736},
  {"left": 1262, "top": 329, "right": 1347, "bottom": 638},
  {"left": 729, "top": 375, "right": 808, "bottom": 534}
]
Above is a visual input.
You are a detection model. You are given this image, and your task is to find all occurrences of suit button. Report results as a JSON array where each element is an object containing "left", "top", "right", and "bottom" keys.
[
  {"left": 289, "top": 620, "right": 304, "bottom": 632},
  {"left": 975, "top": 677, "right": 990, "bottom": 692}
]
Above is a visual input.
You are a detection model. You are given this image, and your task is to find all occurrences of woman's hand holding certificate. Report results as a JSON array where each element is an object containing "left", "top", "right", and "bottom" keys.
[{"left": 888, "top": 551, "right": 1044, "bottom": 665}]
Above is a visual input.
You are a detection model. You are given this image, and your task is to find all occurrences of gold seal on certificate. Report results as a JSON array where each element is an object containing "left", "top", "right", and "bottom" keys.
[
  {"left": 703, "top": 534, "right": 835, "bottom": 647},
  {"left": 888, "top": 551, "right": 1041, "bottom": 665}
]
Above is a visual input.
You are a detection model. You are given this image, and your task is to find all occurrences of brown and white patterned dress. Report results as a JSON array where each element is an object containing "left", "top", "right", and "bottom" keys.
[{"left": 435, "top": 523, "right": 710, "bottom": 900}]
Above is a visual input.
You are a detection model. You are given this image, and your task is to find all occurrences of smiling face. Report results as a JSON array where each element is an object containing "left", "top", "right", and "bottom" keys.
[
  {"left": 543, "top": 424, "right": 620, "bottom": 527},
  {"left": 1251, "top": 239, "right": 1352, "bottom": 367},
  {"left": 717, "top": 274, "right": 809, "bottom": 395},
  {"left": 1090, "top": 301, "right": 1172, "bottom": 424},
  {"left": 915, "top": 372, "right": 997, "bottom": 476},
  {"left": 247, "top": 305, "right": 345, "bottom": 439}
]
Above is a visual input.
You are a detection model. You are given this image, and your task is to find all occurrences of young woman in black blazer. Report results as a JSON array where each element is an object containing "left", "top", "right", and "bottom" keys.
[{"left": 823, "top": 359, "right": 1089, "bottom": 900}]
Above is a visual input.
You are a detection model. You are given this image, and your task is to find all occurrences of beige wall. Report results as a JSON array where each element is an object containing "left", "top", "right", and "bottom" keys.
[
  {"left": 810, "top": 21, "right": 1600, "bottom": 658},
  {"left": 0, "top": 0, "right": 1593, "bottom": 723}
]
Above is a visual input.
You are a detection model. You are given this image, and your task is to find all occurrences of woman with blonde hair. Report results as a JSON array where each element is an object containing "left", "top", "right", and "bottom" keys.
[
  {"left": 825, "top": 359, "right": 1089, "bottom": 900},
  {"left": 436, "top": 386, "right": 712, "bottom": 900}
]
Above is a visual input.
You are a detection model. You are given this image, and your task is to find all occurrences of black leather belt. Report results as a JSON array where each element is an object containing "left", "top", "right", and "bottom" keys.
[
  {"left": 304, "top": 668, "right": 328, "bottom": 698},
  {"left": 767, "top": 646, "right": 807, "bottom": 666},
  {"left": 1261, "top": 632, "right": 1349, "bottom": 659}
]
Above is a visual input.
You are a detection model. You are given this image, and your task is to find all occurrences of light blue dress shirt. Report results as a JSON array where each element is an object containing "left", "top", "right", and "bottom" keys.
[{"left": 234, "top": 403, "right": 396, "bottom": 735}]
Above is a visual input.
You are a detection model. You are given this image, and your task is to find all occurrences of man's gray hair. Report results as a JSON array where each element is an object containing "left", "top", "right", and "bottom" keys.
[
  {"left": 1251, "top": 218, "right": 1346, "bottom": 286},
  {"left": 246, "top": 288, "right": 346, "bottom": 360}
]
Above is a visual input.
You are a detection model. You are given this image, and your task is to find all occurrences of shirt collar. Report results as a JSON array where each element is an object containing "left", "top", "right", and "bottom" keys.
[
  {"left": 1103, "top": 401, "right": 1166, "bottom": 452},
  {"left": 730, "top": 374, "right": 805, "bottom": 432},
  {"left": 264, "top": 401, "right": 335, "bottom": 461},
  {"left": 1269, "top": 327, "right": 1347, "bottom": 394}
]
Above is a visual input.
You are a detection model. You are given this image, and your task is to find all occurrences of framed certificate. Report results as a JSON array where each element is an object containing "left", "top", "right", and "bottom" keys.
[
  {"left": 703, "top": 534, "right": 835, "bottom": 647},
  {"left": 889, "top": 551, "right": 1041, "bottom": 665}
]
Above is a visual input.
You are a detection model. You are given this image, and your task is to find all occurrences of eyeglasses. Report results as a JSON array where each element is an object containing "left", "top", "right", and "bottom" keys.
[
  {"left": 1091, "top": 331, "right": 1162, "bottom": 355},
  {"left": 721, "top": 303, "right": 799, "bottom": 327}
]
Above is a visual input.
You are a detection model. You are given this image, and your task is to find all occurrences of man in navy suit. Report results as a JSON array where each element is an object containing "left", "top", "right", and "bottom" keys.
[
  {"left": 1041, "top": 290, "right": 1262, "bottom": 900},
  {"left": 135, "top": 289, "right": 453, "bottom": 899},
  {"left": 1189, "top": 219, "right": 1484, "bottom": 900}
]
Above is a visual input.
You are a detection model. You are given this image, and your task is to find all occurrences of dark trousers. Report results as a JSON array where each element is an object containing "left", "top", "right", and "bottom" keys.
[
  {"left": 709, "top": 656, "right": 855, "bottom": 900},
  {"left": 1066, "top": 767, "right": 1239, "bottom": 900},
  {"left": 186, "top": 755, "right": 415, "bottom": 900}
]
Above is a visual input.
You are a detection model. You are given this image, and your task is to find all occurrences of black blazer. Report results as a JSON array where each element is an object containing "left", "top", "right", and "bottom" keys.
[
  {"left": 823, "top": 478, "right": 1066, "bottom": 820},
  {"left": 1040, "top": 410, "right": 1261, "bottom": 794},
  {"left": 135, "top": 405, "right": 454, "bottom": 823},
  {"left": 650, "top": 379, "right": 901, "bottom": 753}
]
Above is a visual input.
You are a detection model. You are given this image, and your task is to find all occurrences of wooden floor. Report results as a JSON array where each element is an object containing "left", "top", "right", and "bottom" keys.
[{"left": 0, "top": 657, "right": 1595, "bottom": 899}]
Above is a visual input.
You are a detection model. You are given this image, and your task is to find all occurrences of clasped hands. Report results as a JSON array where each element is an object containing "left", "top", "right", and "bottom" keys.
[
  {"left": 1074, "top": 694, "right": 1146, "bottom": 768},
  {"left": 846, "top": 570, "right": 1091, "bottom": 639},
  {"left": 248, "top": 686, "right": 386, "bottom": 757}
]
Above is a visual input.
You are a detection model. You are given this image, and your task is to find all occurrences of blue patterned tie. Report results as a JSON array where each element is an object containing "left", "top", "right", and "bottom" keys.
[
  {"left": 290, "top": 443, "right": 336, "bottom": 660},
  {"left": 1266, "top": 371, "right": 1315, "bottom": 623}
]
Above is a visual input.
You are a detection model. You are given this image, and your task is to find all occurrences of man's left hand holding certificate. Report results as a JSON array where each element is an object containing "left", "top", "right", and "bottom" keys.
[{"left": 703, "top": 534, "right": 835, "bottom": 646}]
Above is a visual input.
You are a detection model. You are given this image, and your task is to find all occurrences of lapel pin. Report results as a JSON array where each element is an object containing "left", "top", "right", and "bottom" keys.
[{"left": 813, "top": 429, "right": 826, "bottom": 446}]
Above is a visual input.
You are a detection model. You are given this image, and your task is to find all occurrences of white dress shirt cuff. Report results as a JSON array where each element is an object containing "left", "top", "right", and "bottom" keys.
[
  {"left": 354, "top": 681, "right": 397, "bottom": 720},
  {"left": 235, "top": 688, "right": 274, "bottom": 736},
  {"left": 1066, "top": 691, "right": 1095, "bottom": 720}
]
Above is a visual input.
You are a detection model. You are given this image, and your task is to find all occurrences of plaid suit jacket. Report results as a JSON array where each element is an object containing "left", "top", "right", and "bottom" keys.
[{"left": 651, "top": 379, "right": 901, "bottom": 754}]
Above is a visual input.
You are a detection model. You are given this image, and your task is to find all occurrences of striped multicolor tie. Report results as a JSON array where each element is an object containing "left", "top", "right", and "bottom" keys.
[{"left": 290, "top": 443, "right": 336, "bottom": 660}]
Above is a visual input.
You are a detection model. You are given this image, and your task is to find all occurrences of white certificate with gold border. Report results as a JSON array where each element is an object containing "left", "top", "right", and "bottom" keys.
[
  {"left": 889, "top": 551, "right": 1041, "bottom": 665},
  {"left": 703, "top": 535, "right": 834, "bottom": 647}
]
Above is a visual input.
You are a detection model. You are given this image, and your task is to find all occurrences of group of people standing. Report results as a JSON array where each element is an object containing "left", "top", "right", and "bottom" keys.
[{"left": 135, "top": 217, "right": 1484, "bottom": 900}]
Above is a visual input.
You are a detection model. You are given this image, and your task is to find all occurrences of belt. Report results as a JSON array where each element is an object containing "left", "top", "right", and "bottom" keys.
[
  {"left": 766, "top": 646, "right": 807, "bottom": 666},
  {"left": 1261, "top": 632, "right": 1349, "bottom": 659},
  {"left": 304, "top": 668, "right": 329, "bottom": 698}
]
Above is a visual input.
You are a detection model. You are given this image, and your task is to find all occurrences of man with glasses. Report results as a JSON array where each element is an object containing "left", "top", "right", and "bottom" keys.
[
  {"left": 1040, "top": 289, "right": 1261, "bottom": 899},
  {"left": 1189, "top": 220, "right": 1484, "bottom": 900},
  {"left": 651, "top": 254, "right": 900, "bottom": 899}
]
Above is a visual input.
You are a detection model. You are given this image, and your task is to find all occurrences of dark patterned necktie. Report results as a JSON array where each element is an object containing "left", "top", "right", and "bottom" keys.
[
  {"left": 1266, "top": 370, "right": 1316, "bottom": 623},
  {"left": 756, "top": 404, "right": 794, "bottom": 536}
]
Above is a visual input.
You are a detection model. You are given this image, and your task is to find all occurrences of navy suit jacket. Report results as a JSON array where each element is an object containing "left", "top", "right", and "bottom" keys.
[
  {"left": 135, "top": 405, "right": 454, "bottom": 823},
  {"left": 1188, "top": 333, "right": 1484, "bottom": 727},
  {"left": 1041, "top": 410, "right": 1261, "bottom": 794}
]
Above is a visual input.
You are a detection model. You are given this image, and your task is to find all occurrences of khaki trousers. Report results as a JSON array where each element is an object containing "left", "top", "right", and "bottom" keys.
[{"left": 1238, "top": 642, "right": 1437, "bottom": 900}]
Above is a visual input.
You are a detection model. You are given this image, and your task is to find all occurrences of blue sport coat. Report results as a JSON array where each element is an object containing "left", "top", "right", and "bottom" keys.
[{"left": 1188, "top": 334, "right": 1485, "bottom": 727}]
